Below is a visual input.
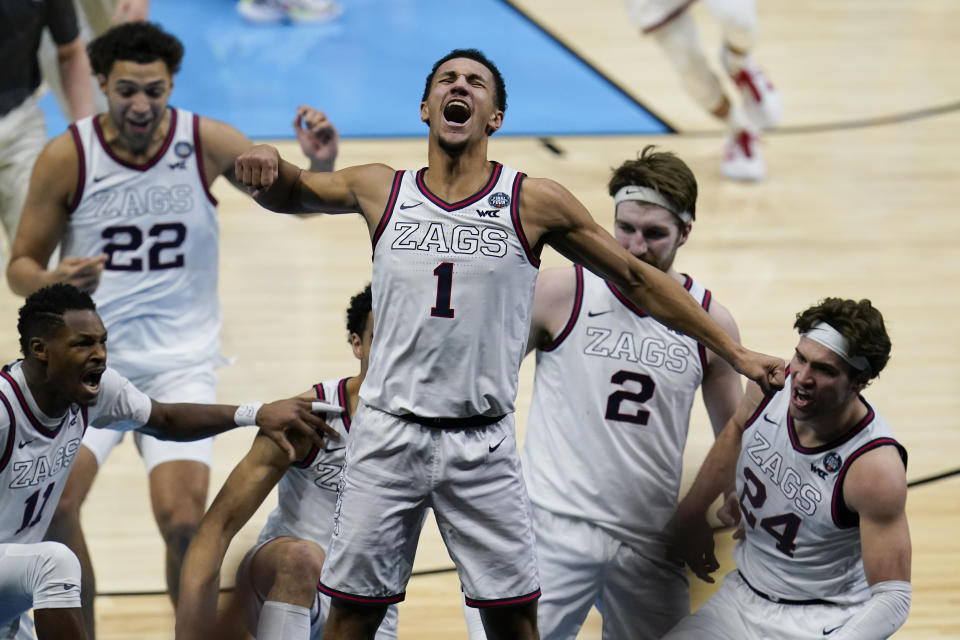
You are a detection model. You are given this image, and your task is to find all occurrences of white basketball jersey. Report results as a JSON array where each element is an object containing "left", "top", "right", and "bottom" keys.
[
  {"left": 361, "top": 163, "right": 540, "bottom": 417},
  {"left": 0, "top": 361, "right": 150, "bottom": 544},
  {"left": 257, "top": 378, "right": 351, "bottom": 546},
  {"left": 523, "top": 266, "right": 709, "bottom": 549},
  {"left": 62, "top": 108, "right": 221, "bottom": 377},
  {"left": 733, "top": 373, "right": 905, "bottom": 604}
]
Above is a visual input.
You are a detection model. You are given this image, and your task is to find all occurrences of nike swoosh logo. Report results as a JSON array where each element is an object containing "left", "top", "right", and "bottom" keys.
[
  {"left": 823, "top": 625, "right": 843, "bottom": 635},
  {"left": 762, "top": 414, "right": 777, "bottom": 425},
  {"left": 587, "top": 310, "right": 611, "bottom": 318},
  {"left": 92, "top": 175, "right": 111, "bottom": 183},
  {"left": 399, "top": 201, "right": 422, "bottom": 210},
  {"left": 323, "top": 446, "right": 346, "bottom": 453},
  {"left": 18, "top": 439, "right": 35, "bottom": 449},
  {"left": 489, "top": 437, "right": 506, "bottom": 453}
]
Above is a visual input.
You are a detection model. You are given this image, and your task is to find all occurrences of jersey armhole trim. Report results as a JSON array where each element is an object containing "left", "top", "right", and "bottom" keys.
[
  {"left": 695, "top": 283, "right": 712, "bottom": 371},
  {"left": 192, "top": 114, "right": 218, "bottom": 206},
  {"left": 743, "top": 393, "right": 775, "bottom": 430},
  {"left": 540, "top": 265, "right": 583, "bottom": 352},
  {"left": 67, "top": 123, "right": 85, "bottom": 214},
  {"left": 0, "top": 392, "right": 16, "bottom": 473},
  {"left": 337, "top": 377, "right": 352, "bottom": 431},
  {"left": 510, "top": 172, "right": 540, "bottom": 268},
  {"left": 371, "top": 170, "right": 404, "bottom": 250},
  {"left": 831, "top": 438, "right": 908, "bottom": 528}
]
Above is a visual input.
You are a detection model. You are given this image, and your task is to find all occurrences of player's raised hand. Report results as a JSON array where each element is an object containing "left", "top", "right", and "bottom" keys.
[
  {"left": 53, "top": 255, "right": 107, "bottom": 293},
  {"left": 255, "top": 397, "right": 341, "bottom": 461},
  {"left": 111, "top": 0, "right": 149, "bottom": 23},
  {"left": 235, "top": 144, "right": 281, "bottom": 197},
  {"left": 294, "top": 105, "right": 339, "bottom": 172},
  {"left": 736, "top": 349, "right": 785, "bottom": 395}
]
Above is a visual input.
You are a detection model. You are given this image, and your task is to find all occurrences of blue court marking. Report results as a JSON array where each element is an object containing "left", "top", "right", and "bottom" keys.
[{"left": 41, "top": 0, "right": 668, "bottom": 139}]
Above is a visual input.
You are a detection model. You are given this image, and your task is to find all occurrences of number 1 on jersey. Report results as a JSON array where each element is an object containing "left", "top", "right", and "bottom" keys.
[{"left": 431, "top": 262, "right": 455, "bottom": 318}]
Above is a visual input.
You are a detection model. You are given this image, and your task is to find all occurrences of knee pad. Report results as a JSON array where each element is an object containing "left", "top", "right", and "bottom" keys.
[
  {"left": 651, "top": 12, "right": 726, "bottom": 112},
  {"left": 28, "top": 542, "right": 82, "bottom": 610}
]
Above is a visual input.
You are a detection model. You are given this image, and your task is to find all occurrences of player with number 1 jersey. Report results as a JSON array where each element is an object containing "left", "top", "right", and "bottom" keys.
[{"left": 363, "top": 161, "right": 538, "bottom": 418}]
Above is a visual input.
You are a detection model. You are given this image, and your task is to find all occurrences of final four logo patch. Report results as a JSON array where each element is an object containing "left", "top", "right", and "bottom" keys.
[
  {"left": 488, "top": 192, "right": 510, "bottom": 209},
  {"left": 174, "top": 141, "right": 194, "bottom": 158},
  {"left": 822, "top": 452, "right": 843, "bottom": 473}
]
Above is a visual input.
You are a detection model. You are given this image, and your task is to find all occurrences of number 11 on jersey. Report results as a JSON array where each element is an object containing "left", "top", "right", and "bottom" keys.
[{"left": 431, "top": 262, "right": 455, "bottom": 318}]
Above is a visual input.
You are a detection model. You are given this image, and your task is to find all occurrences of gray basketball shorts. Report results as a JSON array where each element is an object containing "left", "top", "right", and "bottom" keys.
[{"left": 318, "top": 401, "right": 540, "bottom": 608}]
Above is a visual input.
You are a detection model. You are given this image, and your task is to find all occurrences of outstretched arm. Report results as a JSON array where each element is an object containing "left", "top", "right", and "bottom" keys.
[
  {"left": 175, "top": 435, "right": 294, "bottom": 640},
  {"left": 521, "top": 177, "right": 784, "bottom": 393},
  {"left": 234, "top": 144, "right": 395, "bottom": 222},
  {"left": 140, "top": 396, "right": 336, "bottom": 460}
]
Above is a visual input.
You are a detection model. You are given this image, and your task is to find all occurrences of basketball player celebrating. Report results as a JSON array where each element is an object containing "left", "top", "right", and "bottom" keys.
[
  {"left": 6, "top": 22, "right": 277, "bottom": 638},
  {"left": 665, "top": 298, "right": 911, "bottom": 639},
  {"left": 0, "top": 284, "right": 329, "bottom": 640},
  {"left": 514, "top": 146, "right": 744, "bottom": 639},
  {"left": 234, "top": 49, "right": 785, "bottom": 640},
  {"left": 176, "top": 285, "right": 399, "bottom": 640}
]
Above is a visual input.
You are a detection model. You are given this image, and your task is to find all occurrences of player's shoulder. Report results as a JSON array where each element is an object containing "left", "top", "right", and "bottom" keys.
[
  {"left": 842, "top": 443, "right": 908, "bottom": 518},
  {"left": 193, "top": 114, "right": 248, "bottom": 150},
  {"left": 535, "top": 266, "right": 579, "bottom": 304},
  {"left": 36, "top": 128, "right": 81, "bottom": 171}
]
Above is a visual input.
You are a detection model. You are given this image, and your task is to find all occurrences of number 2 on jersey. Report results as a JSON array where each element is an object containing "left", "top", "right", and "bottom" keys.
[
  {"left": 431, "top": 262, "right": 455, "bottom": 318},
  {"left": 605, "top": 370, "right": 656, "bottom": 425}
]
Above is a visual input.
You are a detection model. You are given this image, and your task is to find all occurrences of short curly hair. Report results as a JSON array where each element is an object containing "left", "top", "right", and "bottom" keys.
[
  {"left": 608, "top": 145, "right": 697, "bottom": 228},
  {"left": 18, "top": 284, "right": 97, "bottom": 356},
  {"left": 794, "top": 298, "right": 891, "bottom": 381},
  {"left": 88, "top": 22, "right": 184, "bottom": 76},
  {"left": 345, "top": 284, "right": 372, "bottom": 340}
]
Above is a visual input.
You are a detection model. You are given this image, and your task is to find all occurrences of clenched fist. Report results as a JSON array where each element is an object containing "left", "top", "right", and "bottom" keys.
[{"left": 235, "top": 144, "right": 281, "bottom": 197}]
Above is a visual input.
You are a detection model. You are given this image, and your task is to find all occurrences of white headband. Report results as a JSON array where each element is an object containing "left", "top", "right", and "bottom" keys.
[
  {"left": 802, "top": 322, "right": 870, "bottom": 371},
  {"left": 613, "top": 185, "right": 693, "bottom": 224}
]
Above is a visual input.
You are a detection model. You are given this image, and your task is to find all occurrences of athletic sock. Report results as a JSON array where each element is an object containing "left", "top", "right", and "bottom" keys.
[{"left": 256, "top": 600, "right": 311, "bottom": 640}]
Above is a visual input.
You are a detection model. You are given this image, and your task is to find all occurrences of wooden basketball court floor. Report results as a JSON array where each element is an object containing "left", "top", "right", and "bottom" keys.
[{"left": 2, "top": 0, "right": 958, "bottom": 637}]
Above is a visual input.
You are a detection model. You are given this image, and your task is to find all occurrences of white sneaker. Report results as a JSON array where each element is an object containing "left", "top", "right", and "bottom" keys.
[
  {"left": 721, "top": 130, "right": 765, "bottom": 181},
  {"left": 723, "top": 52, "right": 782, "bottom": 130},
  {"left": 237, "top": 0, "right": 342, "bottom": 24}
]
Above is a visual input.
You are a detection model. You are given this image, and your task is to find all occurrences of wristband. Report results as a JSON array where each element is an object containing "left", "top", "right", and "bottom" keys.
[{"left": 234, "top": 401, "right": 264, "bottom": 427}]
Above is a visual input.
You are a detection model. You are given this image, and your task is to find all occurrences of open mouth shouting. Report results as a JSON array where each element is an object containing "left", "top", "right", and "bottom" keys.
[
  {"left": 80, "top": 366, "right": 105, "bottom": 399},
  {"left": 792, "top": 386, "right": 812, "bottom": 412},
  {"left": 126, "top": 115, "right": 153, "bottom": 136},
  {"left": 442, "top": 99, "right": 472, "bottom": 126}
]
